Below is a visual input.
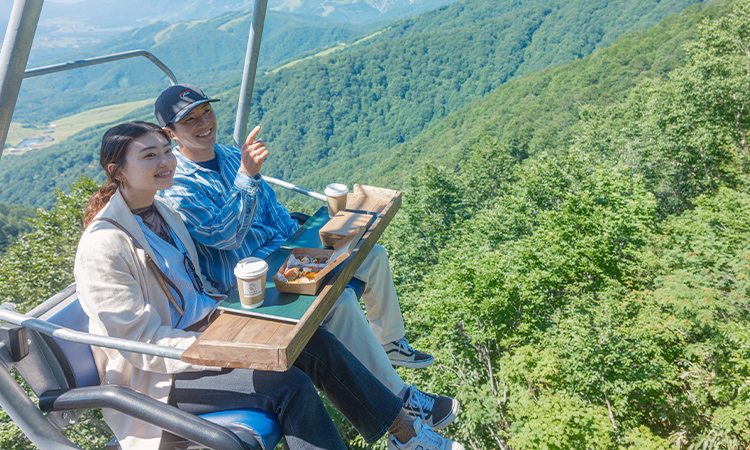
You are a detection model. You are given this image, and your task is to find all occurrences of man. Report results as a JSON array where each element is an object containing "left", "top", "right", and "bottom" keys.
[{"left": 155, "top": 84, "right": 459, "bottom": 431}]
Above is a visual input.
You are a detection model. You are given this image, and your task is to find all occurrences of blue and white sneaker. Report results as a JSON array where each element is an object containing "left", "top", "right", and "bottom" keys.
[
  {"left": 388, "top": 417, "right": 464, "bottom": 450},
  {"left": 383, "top": 337, "right": 434, "bottom": 368}
]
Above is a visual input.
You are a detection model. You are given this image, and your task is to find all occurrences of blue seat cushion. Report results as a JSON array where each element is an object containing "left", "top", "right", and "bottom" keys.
[{"left": 199, "top": 408, "right": 282, "bottom": 449}]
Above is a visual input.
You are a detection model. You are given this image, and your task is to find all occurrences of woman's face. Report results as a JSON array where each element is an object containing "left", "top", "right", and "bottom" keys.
[{"left": 110, "top": 132, "right": 176, "bottom": 208}]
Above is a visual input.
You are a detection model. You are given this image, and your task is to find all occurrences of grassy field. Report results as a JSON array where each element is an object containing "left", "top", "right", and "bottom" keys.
[
  {"left": 5, "top": 122, "right": 48, "bottom": 150},
  {"left": 5, "top": 98, "right": 154, "bottom": 155}
]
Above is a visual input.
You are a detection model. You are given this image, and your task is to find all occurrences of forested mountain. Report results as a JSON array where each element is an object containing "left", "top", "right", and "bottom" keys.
[
  {"left": 1, "top": 0, "right": 702, "bottom": 208},
  {"left": 1, "top": 0, "right": 460, "bottom": 66},
  {"left": 12, "top": 10, "right": 370, "bottom": 124},
  {"left": 223, "top": 0, "right": 705, "bottom": 198},
  {"left": 366, "top": 1, "right": 717, "bottom": 186}
]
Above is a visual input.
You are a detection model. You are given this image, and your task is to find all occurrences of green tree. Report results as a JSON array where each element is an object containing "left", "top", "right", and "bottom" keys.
[
  {"left": 0, "top": 202, "right": 36, "bottom": 251},
  {"left": 0, "top": 177, "right": 113, "bottom": 449},
  {"left": 0, "top": 178, "right": 97, "bottom": 312}
]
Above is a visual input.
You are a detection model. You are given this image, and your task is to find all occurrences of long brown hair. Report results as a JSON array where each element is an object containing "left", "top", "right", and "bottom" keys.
[{"left": 83, "top": 121, "right": 169, "bottom": 227}]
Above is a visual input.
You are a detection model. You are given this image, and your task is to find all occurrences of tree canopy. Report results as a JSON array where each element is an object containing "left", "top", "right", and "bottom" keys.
[{"left": 377, "top": 2, "right": 750, "bottom": 446}]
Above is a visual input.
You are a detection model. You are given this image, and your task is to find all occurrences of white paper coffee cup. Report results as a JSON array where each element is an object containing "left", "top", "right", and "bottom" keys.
[
  {"left": 325, "top": 183, "right": 349, "bottom": 218},
  {"left": 234, "top": 257, "right": 268, "bottom": 309}
]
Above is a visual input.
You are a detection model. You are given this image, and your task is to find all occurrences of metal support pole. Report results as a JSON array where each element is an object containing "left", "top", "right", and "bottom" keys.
[
  {"left": 233, "top": 0, "right": 268, "bottom": 148},
  {"left": 0, "top": 0, "right": 44, "bottom": 162},
  {"left": 231, "top": 0, "right": 326, "bottom": 202}
]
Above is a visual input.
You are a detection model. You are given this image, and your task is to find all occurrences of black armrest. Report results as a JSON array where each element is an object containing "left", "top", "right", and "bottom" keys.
[
  {"left": 0, "top": 324, "right": 29, "bottom": 362},
  {"left": 290, "top": 212, "right": 311, "bottom": 226},
  {"left": 40, "top": 386, "right": 253, "bottom": 450}
]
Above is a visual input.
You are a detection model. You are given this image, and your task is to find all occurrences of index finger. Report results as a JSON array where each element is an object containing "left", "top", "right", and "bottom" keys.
[{"left": 245, "top": 125, "right": 261, "bottom": 145}]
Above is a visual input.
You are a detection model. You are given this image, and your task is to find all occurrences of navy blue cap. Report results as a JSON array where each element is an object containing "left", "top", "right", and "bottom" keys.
[{"left": 154, "top": 83, "right": 220, "bottom": 126}]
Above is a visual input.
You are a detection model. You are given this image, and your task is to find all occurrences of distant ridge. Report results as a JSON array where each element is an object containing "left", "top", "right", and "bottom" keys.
[
  {"left": 0, "top": 0, "right": 460, "bottom": 65},
  {"left": 12, "top": 10, "right": 369, "bottom": 123}
]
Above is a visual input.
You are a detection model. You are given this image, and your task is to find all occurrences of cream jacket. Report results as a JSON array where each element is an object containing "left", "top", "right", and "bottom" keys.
[{"left": 74, "top": 189, "right": 223, "bottom": 450}]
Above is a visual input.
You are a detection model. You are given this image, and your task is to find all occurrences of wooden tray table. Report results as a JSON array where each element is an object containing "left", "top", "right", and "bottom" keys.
[{"left": 181, "top": 184, "right": 401, "bottom": 371}]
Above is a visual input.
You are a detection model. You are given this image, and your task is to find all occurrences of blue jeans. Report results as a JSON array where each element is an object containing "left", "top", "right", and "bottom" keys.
[{"left": 168, "top": 328, "right": 403, "bottom": 449}]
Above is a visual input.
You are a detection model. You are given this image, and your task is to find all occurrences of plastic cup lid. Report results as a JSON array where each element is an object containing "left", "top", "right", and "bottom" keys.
[
  {"left": 234, "top": 257, "right": 268, "bottom": 278},
  {"left": 325, "top": 183, "right": 348, "bottom": 197}
]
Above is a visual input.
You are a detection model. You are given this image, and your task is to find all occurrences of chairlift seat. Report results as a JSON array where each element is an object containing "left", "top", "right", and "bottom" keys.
[
  {"left": 36, "top": 295, "right": 282, "bottom": 450},
  {"left": 3, "top": 247, "right": 361, "bottom": 450}
]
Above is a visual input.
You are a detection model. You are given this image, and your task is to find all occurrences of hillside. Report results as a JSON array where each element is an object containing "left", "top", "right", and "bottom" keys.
[
  {"left": 1, "top": 0, "right": 702, "bottom": 207},
  {"left": 374, "top": 0, "right": 750, "bottom": 445},
  {"left": 366, "top": 1, "right": 723, "bottom": 186},
  {"left": 221, "top": 0, "right": 705, "bottom": 197}
]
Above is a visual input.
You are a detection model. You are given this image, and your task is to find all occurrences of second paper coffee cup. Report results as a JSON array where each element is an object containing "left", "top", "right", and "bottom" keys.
[
  {"left": 325, "top": 183, "right": 349, "bottom": 218},
  {"left": 234, "top": 257, "right": 268, "bottom": 309}
]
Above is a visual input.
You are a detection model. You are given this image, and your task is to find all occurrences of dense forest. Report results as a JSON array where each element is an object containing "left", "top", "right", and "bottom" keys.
[
  {"left": 0, "top": 202, "right": 35, "bottom": 251},
  {"left": 379, "top": 0, "right": 750, "bottom": 446},
  {"left": 0, "top": 0, "right": 700, "bottom": 209},
  {"left": 1, "top": 0, "right": 750, "bottom": 447}
]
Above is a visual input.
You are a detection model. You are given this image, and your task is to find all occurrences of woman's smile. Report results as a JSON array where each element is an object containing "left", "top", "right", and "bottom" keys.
[{"left": 112, "top": 132, "right": 177, "bottom": 209}]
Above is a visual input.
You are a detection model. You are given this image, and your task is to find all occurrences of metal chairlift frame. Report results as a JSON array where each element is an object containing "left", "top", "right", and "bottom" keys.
[
  {"left": 0, "top": 0, "right": 332, "bottom": 448},
  {"left": 0, "top": 0, "right": 326, "bottom": 201}
]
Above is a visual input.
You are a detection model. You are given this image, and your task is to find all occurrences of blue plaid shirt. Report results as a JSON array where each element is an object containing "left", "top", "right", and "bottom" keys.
[{"left": 158, "top": 144, "right": 299, "bottom": 294}]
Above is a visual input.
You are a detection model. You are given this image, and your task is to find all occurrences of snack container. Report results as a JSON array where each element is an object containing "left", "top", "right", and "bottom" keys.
[{"left": 273, "top": 248, "right": 345, "bottom": 295}]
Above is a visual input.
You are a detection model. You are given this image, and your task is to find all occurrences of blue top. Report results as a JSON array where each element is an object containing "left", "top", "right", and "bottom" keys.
[
  {"left": 136, "top": 216, "right": 218, "bottom": 329},
  {"left": 158, "top": 143, "right": 299, "bottom": 294}
]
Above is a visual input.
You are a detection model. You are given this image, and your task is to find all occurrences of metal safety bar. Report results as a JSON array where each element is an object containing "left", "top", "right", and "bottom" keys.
[
  {"left": 23, "top": 49, "right": 178, "bottom": 84},
  {"left": 0, "top": 305, "right": 184, "bottom": 360},
  {"left": 262, "top": 175, "right": 327, "bottom": 201},
  {"left": 0, "top": 358, "right": 80, "bottom": 449}
]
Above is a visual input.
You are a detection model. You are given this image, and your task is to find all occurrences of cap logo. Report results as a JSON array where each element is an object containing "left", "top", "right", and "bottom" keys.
[{"left": 179, "top": 90, "right": 193, "bottom": 98}]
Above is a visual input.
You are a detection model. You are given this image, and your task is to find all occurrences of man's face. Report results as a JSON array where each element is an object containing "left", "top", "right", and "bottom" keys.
[{"left": 167, "top": 103, "right": 218, "bottom": 155}]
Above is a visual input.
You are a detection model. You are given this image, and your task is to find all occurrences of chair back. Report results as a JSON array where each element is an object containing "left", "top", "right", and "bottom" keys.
[{"left": 38, "top": 298, "right": 100, "bottom": 388}]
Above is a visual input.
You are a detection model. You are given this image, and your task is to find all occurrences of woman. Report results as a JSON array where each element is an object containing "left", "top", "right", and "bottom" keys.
[{"left": 74, "top": 121, "right": 463, "bottom": 450}]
